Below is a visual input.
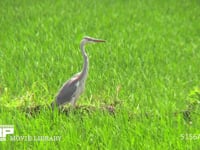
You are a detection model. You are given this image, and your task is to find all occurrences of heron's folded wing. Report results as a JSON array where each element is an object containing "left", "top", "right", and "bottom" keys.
[{"left": 56, "top": 75, "right": 80, "bottom": 105}]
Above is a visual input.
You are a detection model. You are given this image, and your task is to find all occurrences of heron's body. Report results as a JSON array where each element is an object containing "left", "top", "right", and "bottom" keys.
[{"left": 51, "top": 36, "right": 105, "bottom": 109}]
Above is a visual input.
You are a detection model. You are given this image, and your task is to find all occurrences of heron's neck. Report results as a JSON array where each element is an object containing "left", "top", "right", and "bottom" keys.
[{"left": 80, "top": 42, "right": 89, "bottom": 79}]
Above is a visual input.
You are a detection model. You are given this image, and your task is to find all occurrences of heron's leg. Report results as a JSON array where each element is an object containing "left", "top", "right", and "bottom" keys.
[{"left": 70, "top": 98, "right": 77, "bottom": 108}]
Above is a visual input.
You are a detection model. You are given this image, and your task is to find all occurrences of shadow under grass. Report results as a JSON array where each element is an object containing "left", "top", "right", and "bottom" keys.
[{"left": 18, "top": 100, "right": 122, "bottom": 118}]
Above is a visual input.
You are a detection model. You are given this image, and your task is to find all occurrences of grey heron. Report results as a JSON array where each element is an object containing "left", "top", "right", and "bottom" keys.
[{"left": 51, "top": 36, "right": 105, "bottom": 109}]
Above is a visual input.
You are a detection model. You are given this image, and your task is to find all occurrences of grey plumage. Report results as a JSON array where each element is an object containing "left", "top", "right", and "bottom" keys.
[
  {"left": 51, "top": 36, "right": 105, "bottom": 109},
  {"left": 56, "top": 73, "right": 81, "bottom": 106}
]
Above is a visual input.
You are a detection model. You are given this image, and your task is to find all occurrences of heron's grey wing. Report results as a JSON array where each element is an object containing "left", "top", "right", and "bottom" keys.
[{"left": 56, "top": 73, "right": 80, "bottom": 105}]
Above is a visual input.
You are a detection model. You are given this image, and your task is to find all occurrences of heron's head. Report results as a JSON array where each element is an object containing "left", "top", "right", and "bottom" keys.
[{"left": 81, "top": 36, "right": 106, "bottom": 45}]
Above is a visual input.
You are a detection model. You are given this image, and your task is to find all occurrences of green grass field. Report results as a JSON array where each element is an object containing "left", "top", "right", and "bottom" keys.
[{"left": 0, "top": 0, "right": 200, "bottom": 149}]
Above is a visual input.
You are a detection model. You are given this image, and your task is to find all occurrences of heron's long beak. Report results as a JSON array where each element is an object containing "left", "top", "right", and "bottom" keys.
[{"left": 90, "top": 38, "right": 106, "bottom": 43}]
